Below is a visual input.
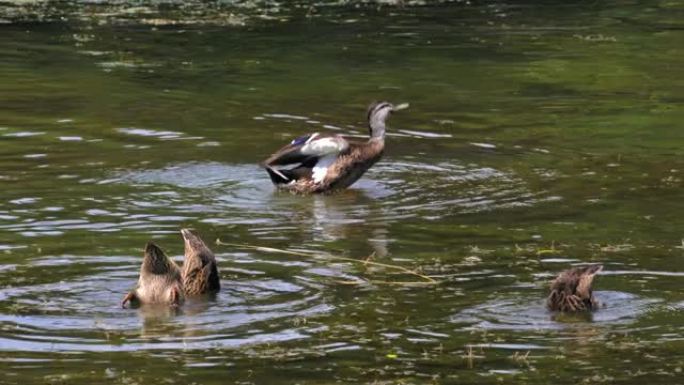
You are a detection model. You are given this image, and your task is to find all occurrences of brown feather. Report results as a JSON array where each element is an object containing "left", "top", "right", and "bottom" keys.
[
  {"left": 180, "top": 229, "right": 220, "bottom": 295},
  {"left": 122, "top": 242, "right": 184, "bottom": 308},
  {"left": 322, "top": 138, "right": 384, "bottom": 191},
  {"left": 275, "top": 138, "right": 384, "bottom": 194},
  {"left": 547, "top": 265, "right": 602, "bottom": 312}
]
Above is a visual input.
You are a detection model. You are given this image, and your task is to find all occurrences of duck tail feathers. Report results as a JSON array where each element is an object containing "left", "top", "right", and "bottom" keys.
[{"left": 265, "top": 166, "right": 293, "bottom": 184}]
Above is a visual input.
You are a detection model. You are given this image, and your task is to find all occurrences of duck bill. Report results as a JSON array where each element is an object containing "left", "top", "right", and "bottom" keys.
[{"left": 392, "top": 103, "right": 409, "bottom": 111}]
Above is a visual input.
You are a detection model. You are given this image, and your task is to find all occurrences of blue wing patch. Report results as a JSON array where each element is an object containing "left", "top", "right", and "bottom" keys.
[{"left": 291, "top": 133, "right": 314, "bottom": 146}]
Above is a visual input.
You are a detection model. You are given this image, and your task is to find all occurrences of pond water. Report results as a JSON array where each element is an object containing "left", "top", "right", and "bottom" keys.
[{"left": 1, "top": 0, "right": 683, "bottom": 383}]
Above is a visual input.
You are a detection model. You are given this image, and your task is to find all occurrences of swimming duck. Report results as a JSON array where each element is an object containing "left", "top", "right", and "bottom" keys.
[
  {"left": 121, "top": 242, "right": 184, "bottom": 308},
  {"left": 262, "top": 101, "right": 409, "bottom": 194},
  {"left": 180, "top": 228, "right": 220, "bottom": 295},
  {"left": 547, "top": 265, "right": 602, "bottom": 312}
]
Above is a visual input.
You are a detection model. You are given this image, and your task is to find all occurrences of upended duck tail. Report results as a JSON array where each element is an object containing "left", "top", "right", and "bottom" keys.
[{"left": 265, "top": 166, "right": 293, "bottom": 184}]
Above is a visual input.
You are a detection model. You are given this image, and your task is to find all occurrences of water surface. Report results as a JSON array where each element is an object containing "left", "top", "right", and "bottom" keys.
[{"left": 1, "top": 0, "right": 684, "bottom": 383}]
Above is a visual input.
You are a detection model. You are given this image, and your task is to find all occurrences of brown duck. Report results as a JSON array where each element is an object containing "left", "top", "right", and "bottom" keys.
[
  {"left": 547, "top": 265, "right": 602, "bottom": 312},
  {"left": 262, "top": 101, "right": 408, "bottom": 194},
  {"left": 180, "top": 228, "right": 220, "bottom": 295},
  {"left": 121, "top": 242, "right": 183, "bottom": 308}
]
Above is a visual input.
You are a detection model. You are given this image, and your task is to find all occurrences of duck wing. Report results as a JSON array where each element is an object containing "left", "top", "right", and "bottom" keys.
[
  {"left": 265, "top": 163, "right": 314, "bottom": 184},
  {"left": 263, "top": 133, "right": 349, "bottom": 166}
]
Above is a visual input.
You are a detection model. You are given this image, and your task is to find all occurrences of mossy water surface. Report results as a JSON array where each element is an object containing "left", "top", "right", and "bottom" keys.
[{"left": 1, "top": 1, "right": 684, "bottom": 384}]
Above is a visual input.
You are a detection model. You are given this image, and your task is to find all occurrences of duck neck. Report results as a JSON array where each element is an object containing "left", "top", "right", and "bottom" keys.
[{"left": 369, "top": 120, "right": 386, "bottom": 139}]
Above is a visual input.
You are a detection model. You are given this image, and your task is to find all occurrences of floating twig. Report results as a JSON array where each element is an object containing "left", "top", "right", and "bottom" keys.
[{"left": 216, "top": 240, "right": 439, "bottom": 285}]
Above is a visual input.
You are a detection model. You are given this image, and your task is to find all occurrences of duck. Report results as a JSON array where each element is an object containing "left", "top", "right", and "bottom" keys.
[
  {"left": 262, "top": 101, "right": 409, "bottom": 194},
  {"left": 546, "top": 264, "right": 602, "bottom": 312},
  {"left": 121, "top": 242, "right": 184, "bottom": 308},
  {"left": 180, "top": 228, "right": 220, "bottom": 295}
]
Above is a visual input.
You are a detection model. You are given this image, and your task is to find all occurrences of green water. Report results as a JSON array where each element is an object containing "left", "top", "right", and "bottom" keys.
[{"left": 1, "top": 0, "right": 684, "bottom": 383}]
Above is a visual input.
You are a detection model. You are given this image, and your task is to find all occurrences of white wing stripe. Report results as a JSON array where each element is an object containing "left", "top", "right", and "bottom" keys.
[{"left": 312, "top": 154, "right": 338, "bottom": 183}]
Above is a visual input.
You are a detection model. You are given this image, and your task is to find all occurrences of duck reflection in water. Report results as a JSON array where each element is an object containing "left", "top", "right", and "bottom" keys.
[
  {"left": 283, "top": 189, "right": 389, "bottom": 258},
  {"left": 136, "top": 298, "right": 217, "bottom": 339}
]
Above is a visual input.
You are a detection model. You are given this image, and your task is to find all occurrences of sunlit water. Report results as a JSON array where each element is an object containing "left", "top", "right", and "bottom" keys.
[{"left": 1, "top": 0, "right": 684, "bottom": 383}]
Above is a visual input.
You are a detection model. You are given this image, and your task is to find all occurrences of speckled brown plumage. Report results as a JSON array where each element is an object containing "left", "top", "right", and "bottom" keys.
[
  {"left": 180, "top": 229, "right": 220, "bottom": 295},
  {"left": 547, "top": 265, "right": 602, "bottom": 312},
  {"left": 286, "top": 139, "right": 384, "bottom": 194},
  {"left": 122, "top": 242, "right": 183, "bottom": 308}
]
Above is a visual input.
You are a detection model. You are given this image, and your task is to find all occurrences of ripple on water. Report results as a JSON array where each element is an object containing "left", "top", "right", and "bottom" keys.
[
  {"left": 450, "top": 290, "right": 659, "bottom": 332},
  {"left": 108, "top": 159, "right": 551, "bottom": 241},
  {"left": 119, "top": 162, "right": 255, "bottom": 189},
  {"left": 2, "top": 131, "right": 45, "bottom": 138},
  {"left": 115, "top": 127, "right": 202, "bottom": 141},
  {"left": 367, "top": 160, "right": 557, "bottom": 219},
  {"left": 117, "top": 158, "right": 549, "bottom": 216},
  {"left": 4, "top": 156, "right": 547, "bottom": 258},
  {"left": 0, "top": 250, "right": 334, "bottom": 353}
]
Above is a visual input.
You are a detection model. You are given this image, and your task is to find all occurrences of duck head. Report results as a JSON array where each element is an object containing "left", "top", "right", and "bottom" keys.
[{"left": 367, "top": 101, "right": 409, "bottom": 139}]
